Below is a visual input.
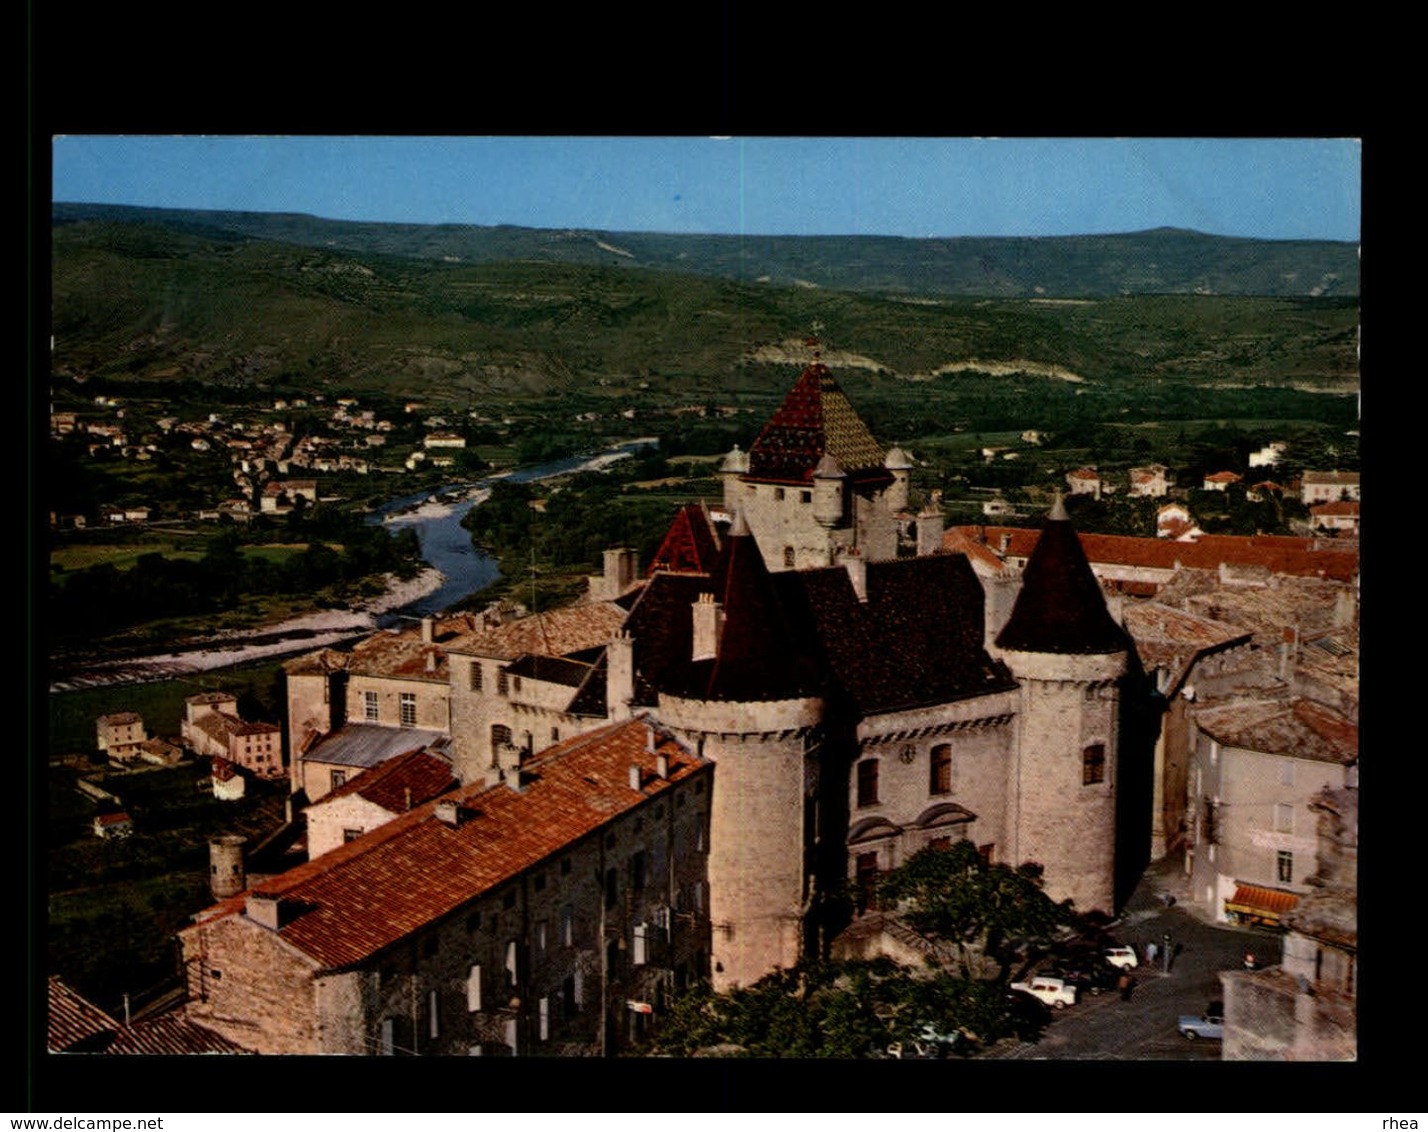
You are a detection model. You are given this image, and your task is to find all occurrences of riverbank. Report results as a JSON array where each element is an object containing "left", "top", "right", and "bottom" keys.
[{"left": 48, "top": 566, "right": 447, "bottom": 692}]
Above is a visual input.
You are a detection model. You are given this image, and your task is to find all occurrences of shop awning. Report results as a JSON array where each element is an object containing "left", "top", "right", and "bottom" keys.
[{"left": 1225, "top": 883, "right": 1300, "bottom": 923}]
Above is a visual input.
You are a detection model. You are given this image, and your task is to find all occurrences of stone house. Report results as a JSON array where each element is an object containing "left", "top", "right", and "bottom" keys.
[
  {"left": 1310, "top": 500, "right": 1360, "bottom": 535},
  {"left": 1065, "top": 467, "right": 1102, "bottom": 499},
  {"left": 93, "top": 811, "right": 133, "bottom": 839},
  {"left": 1202, "top": 471, "right": 1242, "bottom": 492},
  {"left": 179, "top": 719, "right": 712, "bottom": 1056},
  {"left": 96, "top": 711, "right": 146, "bottom": 763},
  {"left": 1185, "top": 697, "right": 1357, "bottom": 926},
  {"left": 181, "top": 692, "right": 283, "bottom": 779},
  {"left": 304, "top": 749, "right": 458, "bottom": 859},
  {"left": 1220, "top": 785, "right": 1356, "bottom": 1060},
  {"left": 1129, "top": 464, "right": 1171, "bottom": 498},
  {"left": 1300, "top": 470, "right": 1360, "bottom": 504},
  {"left": 1156, "top": 502, "right": 1201, "bottom": 541}
]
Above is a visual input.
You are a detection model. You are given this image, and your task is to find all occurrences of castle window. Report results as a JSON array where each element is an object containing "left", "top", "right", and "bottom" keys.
[
  {"left": 497, "top": 668, "right": 509, "bottom": 696},
  {"left": 505, "top": 939, "right": 519, "bottom": 987},
  {"left": 491, "top": 724, "right": 512, "bottom": 751},
  {"left": 427, "top": 989, "right": 440, "bottom": 1040},
  {"left": 466, "top": 964, "right": 482, "bottom": 1012},
  {"left": 560, "top": 903, "right": 574, "bottom": 946},
  {"left": 363, "top": 691, "right": 379, "bottom": 722},
  {"left": 605, "top": 867, "right": 619, "bottom": 909},
  {"left": 400, "top": 693, "right": 417, "bottom": 728},
  {"left": 538, "top": 996, "right": 550, "bottom": 1041},
  {"left": 1082, "top": 743, "right": 1106, "bottom": 785},
  {"left": 551, "top": 726, "right": 560, "bottom": 743},
  {"left": 857, "top": 759, "right": 880, "bottom": 808},
  {"left": 800, "top": 490, "right": 812, "bottom": 504},
  {"left": 630, "top": 850, "right": 647, "bottom": 893},
  {"left": 535, "top": 920, "right": 548, "bottom": 956},
  {"left": 774, "top": 487, "right": 785, "bottom": 501},
  {"left": 1274, "top": 803, "right": 1294, "bottom": 834},
  {"left": 929, "top": 744, "right": 952, "bottom": 796},
  {"left": 379, "top": 1018, "right": 395, "bottom": 1056},
  {"left": 1280, "top": 760, "right": 1295, "bottom": 787},
  {"left": 563, "top": 974, "right": 579, "bottom": 1014},
  {"left": 330, "top": 769, "right": 347, "bottom": 791},
  {"left": 783, "top": 546, "right": 795, "bottom": 568},
  {"left": 469, "top": 663, "right": 483, "bottom": 692},
  {"left": 1277, "top": 850, "right": 1294, "bottom": 884},
  {"left": 855, "top": 851, "right": 880, "bottom": 913},
  {"left": 344, "top": 828, "right": 363, "bottom": 843}
]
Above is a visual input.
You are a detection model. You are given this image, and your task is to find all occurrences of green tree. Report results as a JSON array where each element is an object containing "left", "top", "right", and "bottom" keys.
[
  {"left": 876, "top": 842, "right": 1075, "bottom": 981},
  {"left": 644, "top": 956, "right": 1049, "bottom": 1059}
]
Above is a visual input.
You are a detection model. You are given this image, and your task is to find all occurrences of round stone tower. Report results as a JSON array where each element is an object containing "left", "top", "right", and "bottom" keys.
[
  {"left": 650, "top": 512, "right": 825, "bottom": 989},
  {"left": 208, "top": 834, "right": 247, "bottom": 900},
  {"left": 996, "top": 497, "right": 1128, "bottom": 915}
]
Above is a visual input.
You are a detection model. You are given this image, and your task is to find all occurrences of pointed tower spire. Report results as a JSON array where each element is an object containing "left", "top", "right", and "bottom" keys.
[{"left": 995, "top": 500, "right": 1126, "bottom": 655}]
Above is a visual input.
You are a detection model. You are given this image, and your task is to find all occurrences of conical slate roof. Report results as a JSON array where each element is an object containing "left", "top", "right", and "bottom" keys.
[
  {"left": 646, "top": 502, "right": 721, "bottom": 575},
  {"left": 625, "top": 511, "right": 821, "bottom": 704},
  {"left": 697, "top": 514, "right": 821, "bottom": 700},
  {"left": 746, "top": 362, "right": 890, "bottom": 485},
  {"left": 995, "top": 500, "right": 1128, "bottom": 655}
]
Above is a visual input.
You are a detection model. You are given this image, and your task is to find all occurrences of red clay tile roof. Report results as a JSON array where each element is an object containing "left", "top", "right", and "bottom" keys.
[
  {"left": 1311, "top": 501, "right": 1361, "bottom": 516},
  {"left": 48, "top": 977, "right": 119, "bottom": 1052},
  {"left": 746, "top": 363, "right": 890, "bottom": 486},
  {"left": 995, "top": 505, "right": 1128, "bottom": 655},
  {"left": 345, "top": 628, "right": 450, "bottom": 683},
  {"left": 1193, "top": 698, "right": 1358, "bottom": 764},
  {"left": 188, "top": 720, "right": 711, "bottom": 970},
  {"left": 1204, "top": 471, "right": 1242, "bottom": 484},
  {"left": 97, "top": 712, "right": 142, "bottom": 726},
  {"left": 944, "top": 525, "right": 1358, "bottom": 584},
  {"left": 108, "top": 1012, "right": 254, "bottom": 1054},
  {"left": 315, "top": 749, "right": 458, "bottom": 814},
  {"left": 446, "top": 602, "right": 629, "bottom": 661}
]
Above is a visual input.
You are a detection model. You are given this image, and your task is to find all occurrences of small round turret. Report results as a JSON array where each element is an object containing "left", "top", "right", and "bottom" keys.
[{"left": 812, "top": 453, "right": 846, "bottom": 529}]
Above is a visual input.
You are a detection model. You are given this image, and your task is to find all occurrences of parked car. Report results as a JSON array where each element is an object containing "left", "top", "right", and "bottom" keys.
[
  {"left": 1055, "top": 964, "right": 1120, "bottom": 996},
  {"left": 1177, "top": 1007, "right": 1225, "bottom": 1040},
  {"left": 1008, "top": 975, "right": 1077, "bottom": 1009},
  {"left": 887, "top": 1025, "right": 961, "bottom": 1059},
  {"left": 1104, "top": 946, "right": 1139, "bottom": 970}
]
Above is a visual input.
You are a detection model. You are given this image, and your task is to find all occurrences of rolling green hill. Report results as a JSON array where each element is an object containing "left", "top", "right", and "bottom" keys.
[{"left": 50, "top": 210, "right": 1360, "bottom": 406}]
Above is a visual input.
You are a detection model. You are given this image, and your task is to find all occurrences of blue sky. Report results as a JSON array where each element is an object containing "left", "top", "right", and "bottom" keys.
[{"left": 51, "top": 136, "right": 1361, "bottom": 242}]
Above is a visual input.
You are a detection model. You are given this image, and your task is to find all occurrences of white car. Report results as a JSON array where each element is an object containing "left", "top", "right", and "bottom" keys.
[
  {"left": 1009, "top": 975, "right": 1077, "bottom": 1009},
  {"left": 1104, "top": 946, "right": 1139, "bottom": 970}
]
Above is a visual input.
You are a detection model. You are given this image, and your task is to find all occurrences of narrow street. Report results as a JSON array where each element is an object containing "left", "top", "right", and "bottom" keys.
[{"left": 984, "top": 852, "right": 1284, "bottom": 1060}]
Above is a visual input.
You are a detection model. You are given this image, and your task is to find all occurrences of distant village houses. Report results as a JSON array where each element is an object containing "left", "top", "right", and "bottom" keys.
[
  {"left": 1300, "top": 470, "right": 1360, "bottom": 504},
  {"left": 181, "top": 693, "right": 284, "bottom": 779}
]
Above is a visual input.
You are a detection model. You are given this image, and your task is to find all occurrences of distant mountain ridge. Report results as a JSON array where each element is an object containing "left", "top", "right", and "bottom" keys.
[{"left": 52, "top": 203, "right": 1358, "bottom": 299}]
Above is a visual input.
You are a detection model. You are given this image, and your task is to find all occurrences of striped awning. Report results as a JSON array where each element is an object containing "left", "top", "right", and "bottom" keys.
[{"left": 1225, "top": 883, "right": 1300, "bottom": 922}]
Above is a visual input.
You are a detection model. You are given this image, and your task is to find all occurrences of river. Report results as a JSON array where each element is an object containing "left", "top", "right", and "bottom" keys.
[
  {"left": 48, "top": 438, "right": 659, "bottom": 691},
  {"left": 368, "top": 437, "right": 659, "bottom": 619}
]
